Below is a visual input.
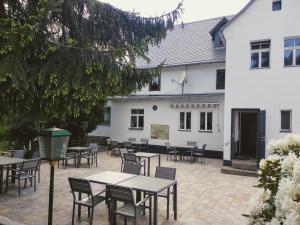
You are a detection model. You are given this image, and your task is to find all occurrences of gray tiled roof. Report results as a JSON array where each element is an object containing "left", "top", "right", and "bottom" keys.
[{"left": 137, "top": 16, "right": 232, "bottom": 68}]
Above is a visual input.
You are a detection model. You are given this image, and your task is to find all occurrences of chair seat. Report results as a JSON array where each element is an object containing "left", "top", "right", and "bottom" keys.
[
  {"left": 168, "top": 151, "right": 176, "bottom": 155},
  {"left": 77, "top": 194, "right": 106, "bottom": 207},
  {"left": 12, "top": 172, "right": 34, "bottom": 180},
  {"left": 115, "top": 203, "right": 143, "bottom": 218}
]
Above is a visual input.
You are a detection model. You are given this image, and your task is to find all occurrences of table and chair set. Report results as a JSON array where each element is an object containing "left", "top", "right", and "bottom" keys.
[
  {"left": 68, "top": 167, "right": 177, "bottom": 225},
  {"left": 165, "top": 141, "right": 207, "bottom": 164},
  {"left": 109, "top": 138, "right": 149, "bottom": 157},
  {"left": 0, "top": 150, "right": 41, "bottom": 196}
]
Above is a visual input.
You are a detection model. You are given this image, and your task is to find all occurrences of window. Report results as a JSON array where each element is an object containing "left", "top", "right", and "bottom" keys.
[
  {"left": 250, "top": 41, "right": 271, "bottom": 69},
  {"left": 216, "top": 69, "right": 225, "bottom": 90},
  {"left": 199, "top": 112, "right": 213, "bottom": 132},
  {"left": 284, "top": 37, "right": 300, "bottom": 66},
  {"left": 272, "top": 0, "right": 282, "bottom": 11},
  {"left": 149, "top": 76, "right": 161, "bottom": 91},
  {"left": 130, "top": 109, "right": 144, "bottom": 129},
  {"left": 179, "top": 112, "right": 191, "bottom": 131},
  {"left": 102, "top": 107, "right": 111, "bottom": 125},
  {"left": 281, "top": 110, "right": 292, "bottom": 132}
]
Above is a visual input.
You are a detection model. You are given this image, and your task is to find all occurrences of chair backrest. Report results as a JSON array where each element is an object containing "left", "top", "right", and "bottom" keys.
[
  {"left": 68, "top": 177, "right": 92, "bottom": 195},
  {"left": 119, "top": 149, "right": 128, "bottom": 158},
  {"left": 202, "top": 144, "right": 207, "bottom": 150},
  {"left": 187, "top": 141, "right": 197, "bottom": 147},
  {"left": 155, "top": 167, "right": 176, "bottom": 180},
  {"left": 110, "top": 141, "right": 118, "bottom": 148},
  {"left": 141, "top": 138, "right": 149, "bottom": 144},
  {"left": 122, "top": 162, "right": 141, "bottom": 175},
  {"left": 13, "top": 150, "right": 26, "bottom": 159},
  {"left": 123, "top": 153, "right": 137, "bottom": 163},
  {"left": 165, "top": 142, "right": 171, "bottom": 148},
  {"left": 21, "top": 159, "right": 40, "bottom": 171},
  {"left": 89, "top": 143, "right": 99, "bottom": 153},
  {"left": 128, "top": 138, "right": 136, "bottom": 142},
  {"left": 107, "top": 185, "right": 135, "bottom": 205},
  {"left": 31, "top": 151, "right": 40, "bottom": 159},
  {"left": 123, "top": 141, "right": 133, "bottom": 149}
]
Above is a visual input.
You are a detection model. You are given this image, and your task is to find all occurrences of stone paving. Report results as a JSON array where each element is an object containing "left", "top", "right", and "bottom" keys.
[{"left": 0, "top": 152, "right": 257, "bottom": 225}]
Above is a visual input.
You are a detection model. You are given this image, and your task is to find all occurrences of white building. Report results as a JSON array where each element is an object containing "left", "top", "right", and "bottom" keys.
[{"left": 92, "top": 0, "right": 300, "bottom": 169}]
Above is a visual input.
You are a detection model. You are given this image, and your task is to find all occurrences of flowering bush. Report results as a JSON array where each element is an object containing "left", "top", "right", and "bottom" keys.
[{"left": 248, "top": 134, "right": 300, "bottom": 225}]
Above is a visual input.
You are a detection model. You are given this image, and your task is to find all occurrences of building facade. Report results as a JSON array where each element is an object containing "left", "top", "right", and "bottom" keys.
[{"left": 91, "top": 0, "right": 300, "bottom": 166}]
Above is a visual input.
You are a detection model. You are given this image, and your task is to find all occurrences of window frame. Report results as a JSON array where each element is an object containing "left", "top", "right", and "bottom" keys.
[
  {"left": 216, "top": 69, "right": 225, "bottom": 90},
  {"left": 250, "top": 40, "right": 271, "bottom": 69},
  {"left": 178, "top": 111, "right": 192, "bottom": 131},
  {"left": 280, "top": 110, "right": 292, "bottom": 133},
  {"left": 149, "top": 76, "right": 161, "bottom": 92},
  {"left": 284, "top": 37, "right": 300, "bottom": 67},
  {"left": 199, "top": 112, "right": 213, "bottom": 133},
  {"left": 130, "top": 109, "right": 144, "bottom": 130}
]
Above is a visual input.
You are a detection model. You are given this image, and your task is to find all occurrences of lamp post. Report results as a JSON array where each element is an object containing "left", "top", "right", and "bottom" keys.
[{"left": 38, "top": 127, "right": 71, "bottom": 225}]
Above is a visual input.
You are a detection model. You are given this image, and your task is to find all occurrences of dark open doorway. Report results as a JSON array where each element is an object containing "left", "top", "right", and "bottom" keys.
[{"left": 231, "top": 109, "right": 265, "bottom": 162}]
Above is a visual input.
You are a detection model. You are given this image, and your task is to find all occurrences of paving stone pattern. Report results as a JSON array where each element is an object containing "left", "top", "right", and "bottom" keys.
[{"left": 0, "top": 152, "right": 257, "bottom": 225}]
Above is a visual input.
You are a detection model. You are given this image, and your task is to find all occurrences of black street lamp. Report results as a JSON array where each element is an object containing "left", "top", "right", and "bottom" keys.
[{"left": 38, "top": 127, "right": 71, "bottom": 225}]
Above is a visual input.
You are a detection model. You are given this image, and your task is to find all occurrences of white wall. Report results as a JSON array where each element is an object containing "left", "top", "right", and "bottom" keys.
[
  {"left": 110, "top": 98, "right": 224, "bottom": 151},
  {"left": 223, "top": 0, "right": 300, "bottom": 160},
  {"left": 136, "top": 63, "right": 225, "bottom": 95}
]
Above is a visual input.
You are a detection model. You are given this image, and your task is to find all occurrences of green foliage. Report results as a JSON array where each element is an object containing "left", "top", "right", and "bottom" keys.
[{"left": 0, "top": 0, "right": 182, "bottom": 143}]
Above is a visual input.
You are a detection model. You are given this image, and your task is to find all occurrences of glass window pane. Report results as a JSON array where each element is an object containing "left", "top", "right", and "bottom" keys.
[
  {"left": 138, "top": 116, "right": 144, "bottom": 128},
  {"left": 131, "top": 109, "right": 137, "bottom": 114},
  {"left": 186, "top": 112, "right": 191, "bottom": 130},
  {"left": 251, "top": 44, "right": 260, "bottom": 50},
  {"left": 272, "top": 1, "right": 281, "bottom": 11},
  {"left": 295, "top": 38, "right": 300, "bottom": 46},
  {"left": 284, "top": 50, "right": 293, "bottom": 66},
  {"left": 296, "top": 49, "right": 300, "bottom": 65},
  {"left": 261, "top": 52, "right": 270, "bottom": 67},
  {"left": 200, "top": 112, "right": 206, "bottom": 130},
  {"left": 180, "top": 112, "right": 185, "bottom": 129},
  {"left": 131, "top": 116, "right": 137, "bottom": 128},
  {"left": 137, "top": 109, "right": 144, "bottom": 114},
  {"left": 261, "top": 42, "right": 270, "bottom": 49},
  {"left": 207, "top": 112, "right": 213, "bottom": 131},
  {"left": 251, "top": 53, "right": 259, "bottom": 68},
  {"left": 284, "top": 39, "right": 295, "bottom": 47},
  {"left": 216, "top": 70, "right": 225, "bottom": 89},
  {"left": 281, "top": 111, "right": 291, "bottom": 130},
  {"left": 149, "top": 76, "right": 161, "bottom": 91}
]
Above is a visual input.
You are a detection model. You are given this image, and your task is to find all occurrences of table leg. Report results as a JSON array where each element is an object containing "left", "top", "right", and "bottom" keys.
[
  {"left": 148, "top": 158, "right": 150, "bottom": 177},
  {"left": 154, "top": 193, "right": 158, "bottom": 225},
  {"left": 190, "top": 148, "right": 193, "bottom": 164},
  {"left": 78, "top": 192, "right": 81, "bottom": 218},
  {"left": 173, "top": 183, "right": 177, "bottom": 220},
  {"left": 158, "top": 155, "right": 161, "bottom": 167},
  {"left": 0, "top": 166, "right": 3, "bottom": 194}
]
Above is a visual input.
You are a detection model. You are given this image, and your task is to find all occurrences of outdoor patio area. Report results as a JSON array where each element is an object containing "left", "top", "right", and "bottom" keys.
[{"left": 0, "top": 152, "right": 257, "bottom": 225}]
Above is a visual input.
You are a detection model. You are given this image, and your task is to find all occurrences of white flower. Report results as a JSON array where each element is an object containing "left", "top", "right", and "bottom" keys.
[
  {"left": 267, "top": 154, "right": 281, "bottom": 162},
  {"left": 281, "top": 152, "right": 298, "bottom": 174},
  {"left": 259, "top": 159, "right": 267, "bottom": 170},
  {"left": 285, "top": 133, "right": 300, "bottom": 148},
  {"left": 293, "top": 160, "right": 300, "bottom": 183},
  {"left": 266, "top": 218, "right": 281, "bottom": 225},
  {"left": 249, "top": 189, "right": 271, "bottom": 216}
]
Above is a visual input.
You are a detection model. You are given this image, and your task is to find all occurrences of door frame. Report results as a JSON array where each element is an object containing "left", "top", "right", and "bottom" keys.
[{"left": 230, "top": 108, "right": 260, "bottom": 161}]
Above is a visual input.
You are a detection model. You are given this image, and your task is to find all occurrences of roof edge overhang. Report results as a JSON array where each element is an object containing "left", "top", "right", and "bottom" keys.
[
  {"left": 136, "top": 59, "right": 226, "bottom": 69},
  {"left": 109, "top": 93, "right": 224, "bottom": 101}
]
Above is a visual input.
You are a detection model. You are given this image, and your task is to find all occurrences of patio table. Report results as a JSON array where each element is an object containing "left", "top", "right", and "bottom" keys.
[
  {"left": 67, "top": 146, "right": 91, "bottom": 168},
  {"left": 0, "top": 156, "right": 25, "bottom": 194},
  {"left": 117, "top": 175, "right": 177, "bottom": 225},
  {"left": 173, "top": 145, "right": 196, "bottom": 163},
  {"left": 135, "top": 152, "right": 161, "bottom": 176},
  {"left": 86, "top": 171, "right": 137, "bottom": 185}
]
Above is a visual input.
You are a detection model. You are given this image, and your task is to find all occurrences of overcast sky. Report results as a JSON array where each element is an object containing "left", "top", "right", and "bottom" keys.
[{"left": 100, "top": 0, "right": 250, "bottom": 23}]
